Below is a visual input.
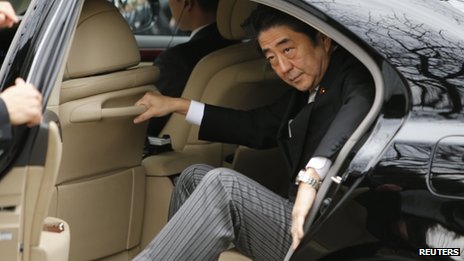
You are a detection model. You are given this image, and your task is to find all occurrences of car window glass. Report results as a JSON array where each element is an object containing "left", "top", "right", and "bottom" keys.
[
  {"left": 0, "top": 0, "right": 29, "bottom": 68},
  {"left": 109, "top": 0, "right": 188, "bottom": 36}
]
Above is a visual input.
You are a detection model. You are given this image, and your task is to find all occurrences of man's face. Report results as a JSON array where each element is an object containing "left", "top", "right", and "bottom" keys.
[{"left": 258, "top": 25, "right": 332, "bottom": 92}]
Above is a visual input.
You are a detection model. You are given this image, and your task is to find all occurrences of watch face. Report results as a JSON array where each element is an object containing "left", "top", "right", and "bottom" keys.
[
  {"left": 297, "top": 170, "right": 308, "bottom": 181},
  {"left": 302, "top": 174, "right": 310, "bottom": 183}
]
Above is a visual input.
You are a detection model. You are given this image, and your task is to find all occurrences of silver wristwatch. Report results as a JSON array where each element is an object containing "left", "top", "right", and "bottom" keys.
[{"left": 295, "top": 169, "right": 322, "bottom": 191}]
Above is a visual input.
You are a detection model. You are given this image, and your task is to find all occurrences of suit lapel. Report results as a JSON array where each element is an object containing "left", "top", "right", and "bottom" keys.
[
  {"left": 287, "top": 102, "right": 314, "bottom": 173},
  {"left": 277, "top": 91, "right": 312, "bottom": 176},
  {"left": 277, "top": 84, "right": 332, "bottom": 176},
  {"left": 277, "top": 48, "right": 350, "bottom": 178}
]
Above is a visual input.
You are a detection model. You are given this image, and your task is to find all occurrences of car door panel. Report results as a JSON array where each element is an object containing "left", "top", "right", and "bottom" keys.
[
  {"left": 0, "top": 122, "right": 69, "bottom": 261},
  {"left": 49, "top": 1, "right": 158, "bottom": 259},
  {"left": 0, "top": 167, "right": 27, "bottom": 260},
  {"left": 54, "top": 83, "right": 152, "bottom": 260}
]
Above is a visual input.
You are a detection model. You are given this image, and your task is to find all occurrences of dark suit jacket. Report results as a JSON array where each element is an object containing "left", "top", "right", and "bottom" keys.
[
  {"left": 198, "top": 47, "right": 375, "bottom": 199},
  {"left": 147, "top": 23, "right": 238, "bottom": 136}
]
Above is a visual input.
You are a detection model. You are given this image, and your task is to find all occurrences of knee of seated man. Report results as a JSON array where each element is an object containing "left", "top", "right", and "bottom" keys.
[
  {"left": 178, "top": 163, "right": 214, "bottom": 186},
  {"left": 204, "top": 167, "right": 241, "bottom": 186}
]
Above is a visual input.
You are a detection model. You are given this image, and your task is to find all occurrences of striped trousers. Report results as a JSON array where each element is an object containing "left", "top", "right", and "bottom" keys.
[{"left": 133, "top": 164, "right": 293, "bottom": 261}]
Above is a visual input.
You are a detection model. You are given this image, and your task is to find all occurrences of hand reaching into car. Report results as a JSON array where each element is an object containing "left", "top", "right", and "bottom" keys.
[
  {"left": 133, "top": 91, "right": 190, "bottom": 124},
  {"left": 0, "top": 2, "right": 18, "bottom": 28},
  {"left": 1, "top": 78, "right": 42, "bottom": 126}
]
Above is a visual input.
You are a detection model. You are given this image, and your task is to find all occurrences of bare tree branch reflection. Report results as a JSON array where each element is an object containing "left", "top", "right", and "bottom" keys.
[{"left": 308, "top": 0, "right": 464, "bottom": 116}]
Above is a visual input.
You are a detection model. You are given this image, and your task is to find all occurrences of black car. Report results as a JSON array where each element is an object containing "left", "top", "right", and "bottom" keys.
[
  {"left": 0, "top": 0, "right": 463, "bottom": 260},
  {"left": 289, "top": 0, "right": 464, "bottom": 260}
]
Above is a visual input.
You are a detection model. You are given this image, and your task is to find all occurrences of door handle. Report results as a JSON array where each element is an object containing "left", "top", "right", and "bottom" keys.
[
  {"left": 70, "top": 102, "right": 146, "bottom": 123},
  {"left": 101, "top": 105, "right": 146, "bottom": 118}
]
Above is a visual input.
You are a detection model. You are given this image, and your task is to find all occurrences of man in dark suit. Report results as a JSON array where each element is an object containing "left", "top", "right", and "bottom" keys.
[
  {"left": 133, "top": 5, "right": 374, "bottom": 261},
  {"left": 146, "top": 0, "right": 237, "bottom": 137}
]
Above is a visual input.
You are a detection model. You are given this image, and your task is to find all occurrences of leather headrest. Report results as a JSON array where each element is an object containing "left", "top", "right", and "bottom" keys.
[
  {"left": 217, "top": 0, "right": 257, "bottom": 40},
  {"left": 65, "top": 0, "right": 140, "bottom": 79}
]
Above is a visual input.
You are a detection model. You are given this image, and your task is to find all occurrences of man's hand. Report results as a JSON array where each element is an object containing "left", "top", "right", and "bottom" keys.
[
  {"left": 1, "top": 78, "right": 42, "bottom": 126},
  {"left": 133, "top": 91, "right": 190, "bottom": 124},
  {"left": 291, "top": 168, "right": 320, "bottom": 249},
  {"left": 0, "top": 2, "right": 18, "bottom": 28}
]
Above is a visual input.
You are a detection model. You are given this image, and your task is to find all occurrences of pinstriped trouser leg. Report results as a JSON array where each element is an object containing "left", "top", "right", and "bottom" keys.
[
  {"left": 167, "top": 164, "right": 214, "bottom": 219},
  {"left": 133, "top": 164, "right": 293, "bottom": 261}
]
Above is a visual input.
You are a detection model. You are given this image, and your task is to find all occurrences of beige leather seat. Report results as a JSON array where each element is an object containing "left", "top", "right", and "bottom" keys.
[
  {"left": 48, "top": 0, "right": 158, "bottom": 260},
  {"left": 139, "top": 0, "right": 288, "bottom": 259}
]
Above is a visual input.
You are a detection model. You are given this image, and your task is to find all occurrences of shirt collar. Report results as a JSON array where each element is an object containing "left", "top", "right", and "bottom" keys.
[
  {"left": 190, "top": 23, "right": 211, "bottom": 38},
  {"left": 308, "top": 86, "right": 319, "bottom": 103}
]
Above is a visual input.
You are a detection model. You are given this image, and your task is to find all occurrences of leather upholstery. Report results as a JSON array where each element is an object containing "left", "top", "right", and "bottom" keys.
[
  {"left": 53, "top": 1, "right": 156, "bottom": 260},
  {"left": 64, "top": 0, "right": 140, "bottom": 79},
  {"left": 217, "top": 0, "right": 258, "bottom": 40}
]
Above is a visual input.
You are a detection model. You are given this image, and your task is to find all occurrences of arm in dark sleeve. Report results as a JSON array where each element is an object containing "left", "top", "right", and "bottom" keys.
[
  {"left": 153, "top": 50, "right": 191, "bottom": 98},
  {"left": 148, "top": 50, "right": 192, "bottom": 136},
  {"left": 313, "top": 67, "right": 375, "bottom": 159},
  {"left": 198, "top": 91, "right": 291, "bottom": 149}
]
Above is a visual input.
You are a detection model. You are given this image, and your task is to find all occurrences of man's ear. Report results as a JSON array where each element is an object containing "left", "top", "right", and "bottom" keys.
[
  {"left": 183, "top": 0, "right": 194, "bottom": 11},
  {"left": 318, "top": 32, "right": 332, "bottom": 52}
]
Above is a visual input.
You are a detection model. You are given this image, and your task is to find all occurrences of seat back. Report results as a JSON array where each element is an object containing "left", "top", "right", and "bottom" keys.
[{"left": 49, "top": 1, "right": 158, "bottom": 260}]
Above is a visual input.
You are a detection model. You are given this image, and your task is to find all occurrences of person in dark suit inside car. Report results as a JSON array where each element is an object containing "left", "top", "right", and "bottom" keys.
[
  {"left": 133, "top": 5, "right": 374, "bottom": 261},
  {"left": 145, "top": 0, "right": 237, "bottom": 138},
  {"left": 0, "top": 2, "right": 42, "bottom": 143}
]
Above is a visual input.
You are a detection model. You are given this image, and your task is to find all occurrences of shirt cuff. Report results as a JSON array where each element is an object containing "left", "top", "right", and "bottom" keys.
[
  {"left": 305, "top": 157, "right": 332, "bottom": 179},
  {"left": 185, "top": 100, "right": 205, "bottom": 126}
]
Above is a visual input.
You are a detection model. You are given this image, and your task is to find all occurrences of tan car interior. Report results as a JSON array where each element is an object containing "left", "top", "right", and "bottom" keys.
[
  {"left": 0, "top": 122, "right": 70, "bottom": 261},
  {"left": 45, "top": 0, "right": 287, "bottom": 260},
  {"left": 140, "top": 0, "right": 289, "bottom": 259},
  {"left": 0, "top": 0, "right": 373, "bottom": 260},
  {"left": 140, "top": 0, "right": 290, "bottom": 250},
  {"left": 48, "top": 0, "right": 158, "bottom": 260}
]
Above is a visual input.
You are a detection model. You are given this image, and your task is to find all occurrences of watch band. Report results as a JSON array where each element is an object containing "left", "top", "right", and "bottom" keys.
[{"left": 295, "top": 169, "right": 322, "bottom": 191}]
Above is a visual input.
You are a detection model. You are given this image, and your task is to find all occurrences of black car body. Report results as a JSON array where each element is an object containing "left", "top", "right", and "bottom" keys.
[
  {"left": 289, "top": 0, "right": 464, "bottom": 260},
  {"left": 0, "top": 0, "right": 463, "bottom": 260}
]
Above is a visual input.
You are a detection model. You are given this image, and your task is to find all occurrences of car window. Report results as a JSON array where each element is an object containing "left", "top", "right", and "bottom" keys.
[
  {"left": 109, "top": 0, "right": 187, "bottom": 36},
  {"left": 0, "top": 0, "right": 30, "bottom": 66}
]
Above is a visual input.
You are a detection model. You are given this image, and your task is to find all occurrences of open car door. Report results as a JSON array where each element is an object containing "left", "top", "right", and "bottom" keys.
[{"left": 0, "top": 1, "right": 82, "bottom": 260}]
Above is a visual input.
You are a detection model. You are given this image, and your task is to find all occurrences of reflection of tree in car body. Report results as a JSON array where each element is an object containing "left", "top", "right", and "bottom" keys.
[{"left": 110, "top": 0, "right": 175, "bottom": 35}]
